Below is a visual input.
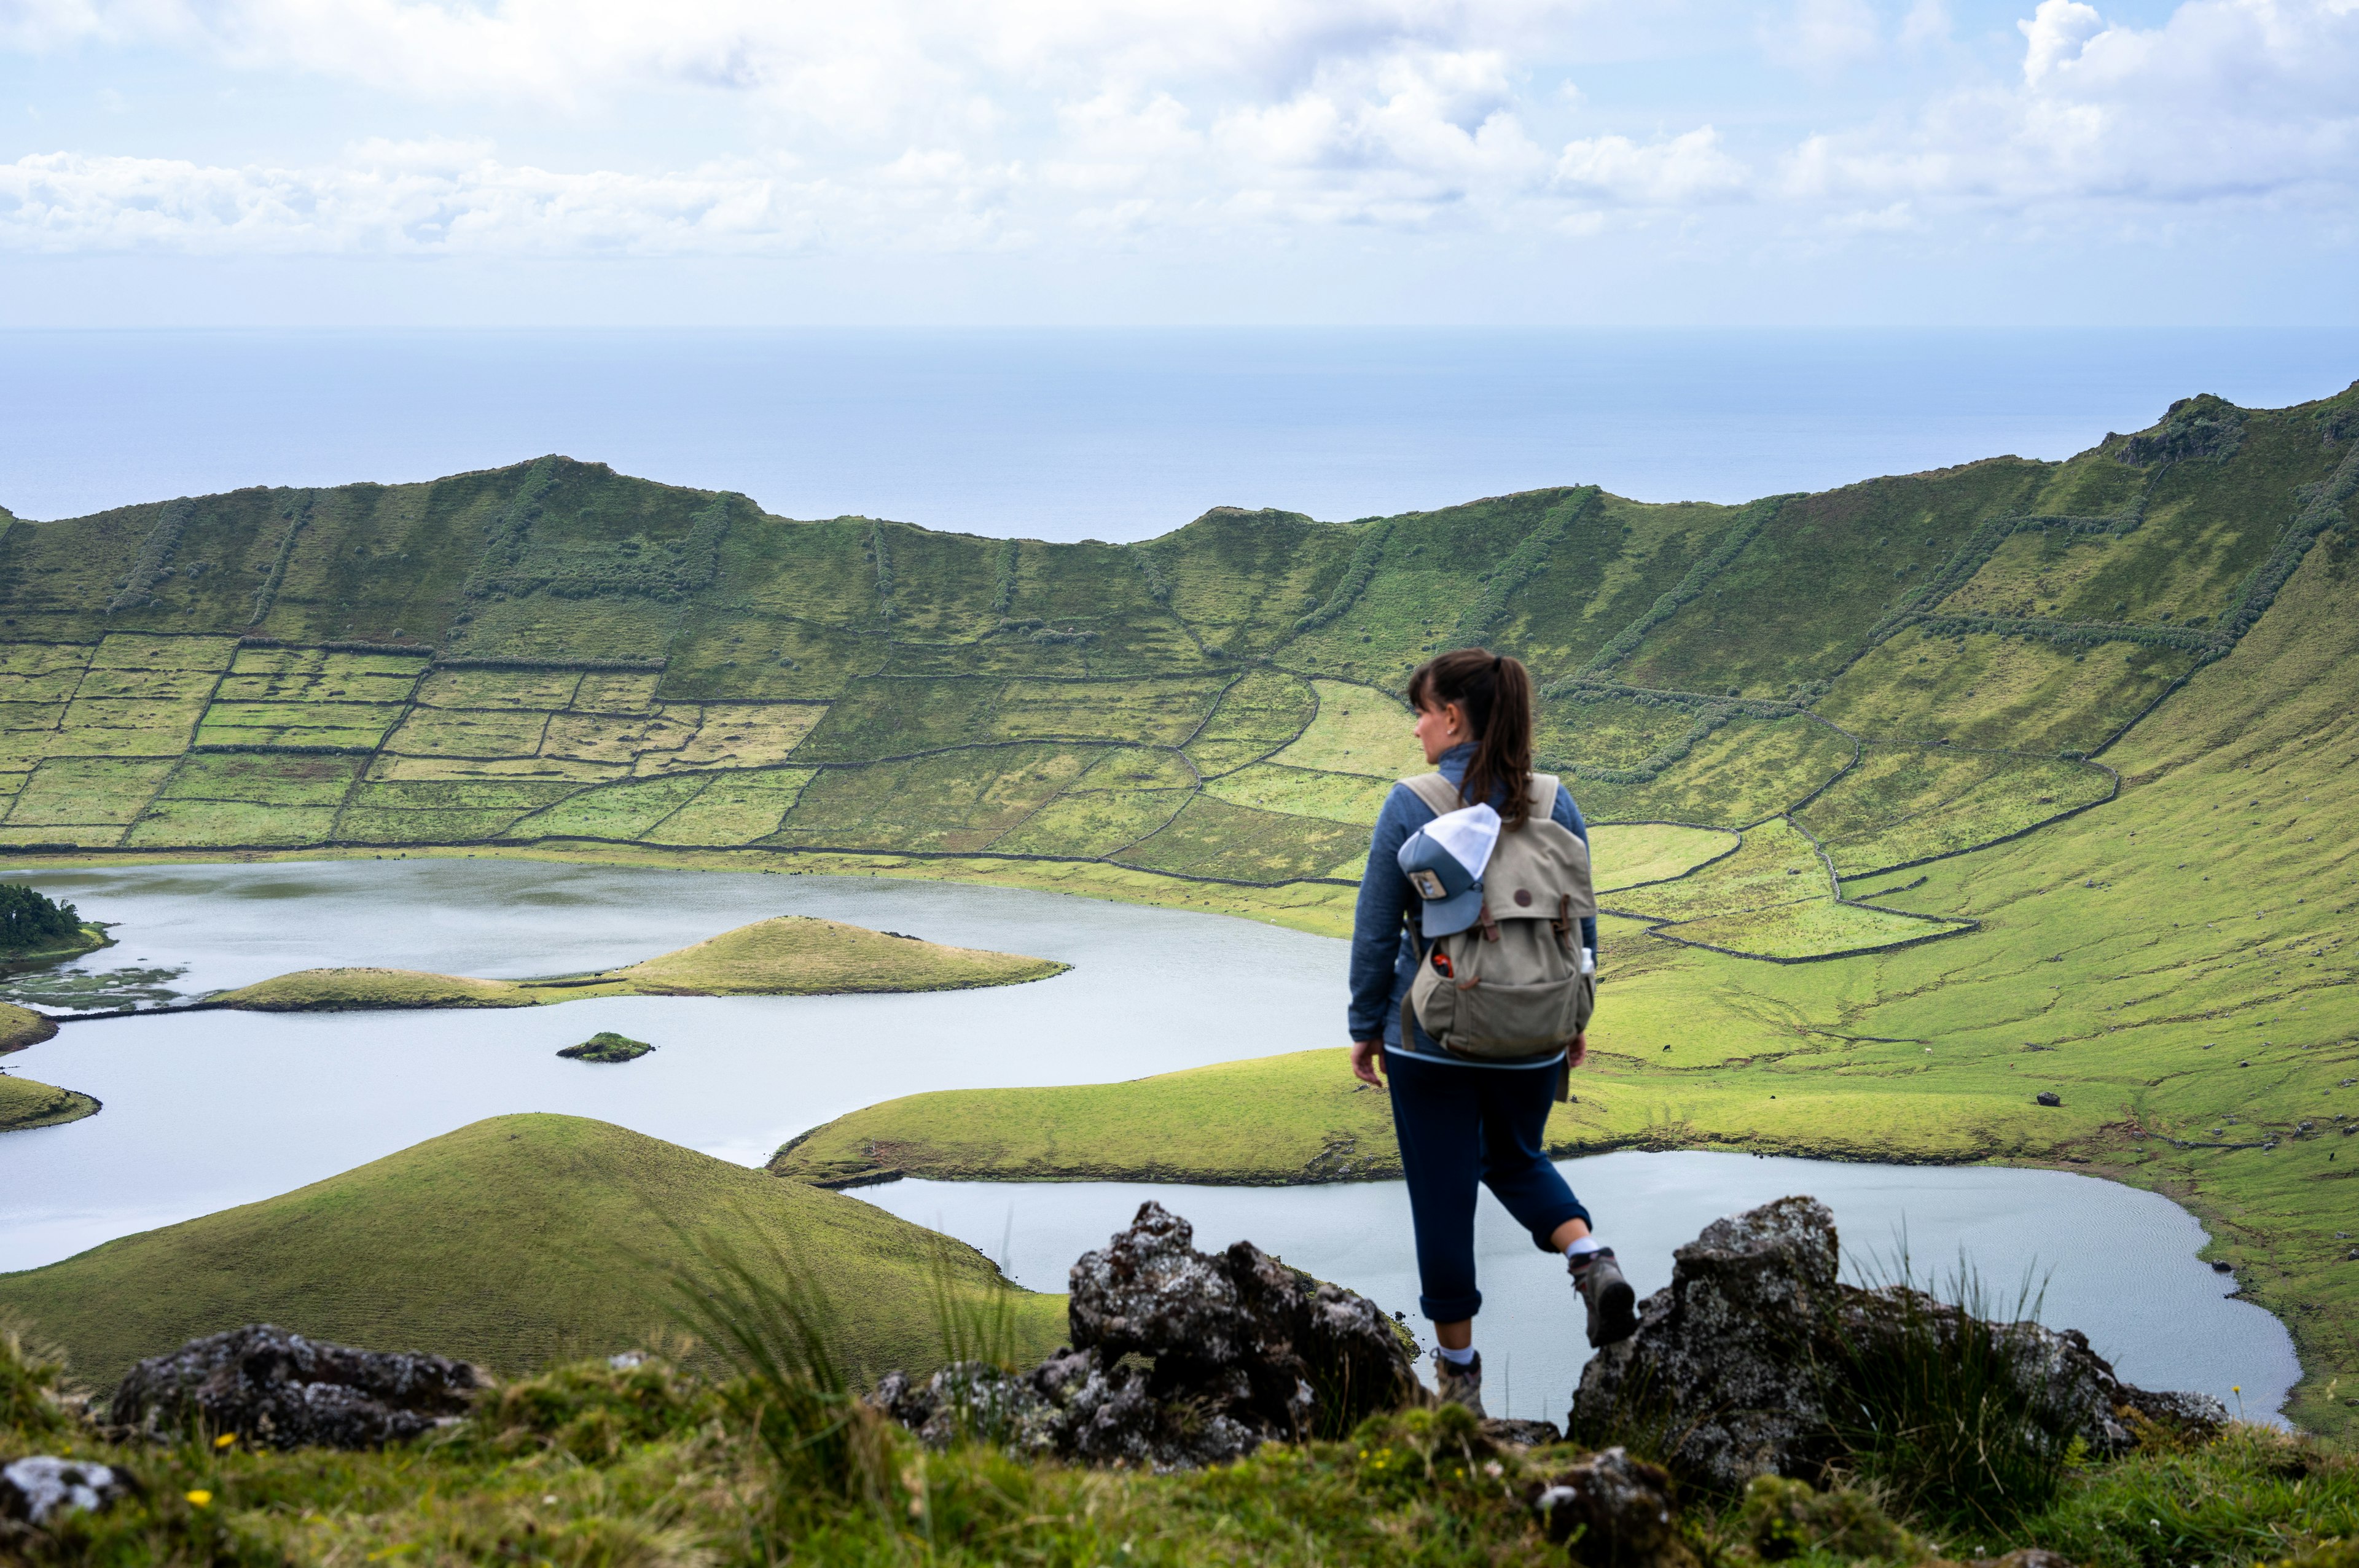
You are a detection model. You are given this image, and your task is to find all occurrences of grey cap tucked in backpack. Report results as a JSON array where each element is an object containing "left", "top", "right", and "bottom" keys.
[{"left": 1396, "top": 802, "right": 1502, "bottom": 938}]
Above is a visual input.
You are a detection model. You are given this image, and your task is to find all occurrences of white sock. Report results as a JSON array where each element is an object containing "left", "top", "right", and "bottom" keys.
[
  {"left": 1565, "top": 1236, "right": 1603, "bottom": 1261},
  {"left": 1435, "top": 1343, "right": 1476, "bottom": 1367}
]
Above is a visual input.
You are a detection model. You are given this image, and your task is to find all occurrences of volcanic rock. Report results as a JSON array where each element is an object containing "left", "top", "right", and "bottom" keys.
[
  {"left": 870, "top": 1201, "right": 1417, "bottom": 1469},
  {"left": 109, "top": 1324, "right": 485, "bottom": 1450},
  {"left": 1570, "top": 1196, "right": 2226, "bottom": 1489},
  {"left": 1, "top": 1456, "right": 136, "bottom": 1527},
  {"left": 1530, "top": 1445, "right": 1691, "bottom": 1568}
]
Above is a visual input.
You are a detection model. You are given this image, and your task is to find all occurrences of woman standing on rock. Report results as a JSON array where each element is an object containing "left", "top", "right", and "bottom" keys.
[{"left": 1347, "top": 647, "right": 1637, "bottom": 1416}]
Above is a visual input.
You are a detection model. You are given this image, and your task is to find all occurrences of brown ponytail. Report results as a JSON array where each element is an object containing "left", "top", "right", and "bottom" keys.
[{"left": 1405, "top": 648, "right": 1537, "bottom": 830}]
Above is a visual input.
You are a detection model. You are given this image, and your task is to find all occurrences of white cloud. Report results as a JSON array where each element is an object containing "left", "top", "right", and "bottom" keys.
[
  {"left": 1788, "top": 0, "right": 2359, "bottom": 209},
  {"left": 1555, "top": 127, "right": 1750, "bottom": 205},
  {"left": 1762, "top": 0, "right": 1884, "bottom": 73}
]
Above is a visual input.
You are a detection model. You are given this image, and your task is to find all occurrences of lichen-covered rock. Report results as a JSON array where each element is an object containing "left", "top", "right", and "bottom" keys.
[
  {"left": 1572, "top": 1196, "right": 2226, "bottom": 1490},
  {"left": 110, "top": 1324, "right": 484, "bottom": 1450},
  {"left": 871, "top": 1201, "right": 1417, "bottom": 1469},
  {"left": 1530, "top": 1446, "right": 1691, "bottom": 1568},
  {"left": 2, "top": 1456, "right": 136, "bottom": 1529}
]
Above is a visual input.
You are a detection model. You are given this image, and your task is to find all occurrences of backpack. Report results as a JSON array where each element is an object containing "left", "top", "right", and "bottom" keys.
[{"left": 1398, "top": 771, "right": 1597, "bottom": 1068}]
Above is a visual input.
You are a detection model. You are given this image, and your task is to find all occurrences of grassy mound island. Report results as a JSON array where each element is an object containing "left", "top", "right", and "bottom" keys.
[
  {"left": 0, "top": 1114, "right": 1065, "bottom": 1389},
  {"left": 208, "top": 915, "right": 1066, "bottom": 1010},
  {"left": 2, "top": 381, "right": 2357, "bottom": 1435},
  {"left": 0, "top": 998, "right": 91, "bottom": 1132},
  {"left": 557, "top": 1029, "right": 653, "bottom": 1063}
]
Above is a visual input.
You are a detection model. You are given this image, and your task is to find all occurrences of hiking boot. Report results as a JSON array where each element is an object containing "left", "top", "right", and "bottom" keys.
[
  {"left": 1431, "top": 1349, "right": 1487, "bottom": 1418},
  {"left": 1571, "top": 1247, "right": 1638, "bottom": 1348}
]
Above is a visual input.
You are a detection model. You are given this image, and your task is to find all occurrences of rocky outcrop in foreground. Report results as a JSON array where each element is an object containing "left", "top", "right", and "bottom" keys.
[
  {"left": 1571, "top": 1196, "right": 2228, "bottom": 1490},
  {"left": 869, "top": 1200, "right": 1418, "bottom": 1469},
  {"left": 109, "top": 1324, "right": 485, "bottom": 1450}
]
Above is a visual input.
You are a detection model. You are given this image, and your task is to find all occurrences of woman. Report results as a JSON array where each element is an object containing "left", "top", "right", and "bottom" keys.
[{"left": 1347, "top": 648, "right": 1637, "bottom": 1416}]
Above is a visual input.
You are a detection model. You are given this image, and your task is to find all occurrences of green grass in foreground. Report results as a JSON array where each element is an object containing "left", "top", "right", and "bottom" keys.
[
  {"left": 208, "top": 915, "right": 1067, "bottom": 1010},
  {"left": 3, "top": 1315, "right": 2353, "bottom": 1567},
  {"left": 0, "top": 1113, "right": 1065, "bottom": 1391}
]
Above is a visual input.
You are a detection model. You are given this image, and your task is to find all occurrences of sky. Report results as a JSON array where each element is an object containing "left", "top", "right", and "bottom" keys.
[{"left": 1, "top": 0, "right": 2354, "bottom": 326}]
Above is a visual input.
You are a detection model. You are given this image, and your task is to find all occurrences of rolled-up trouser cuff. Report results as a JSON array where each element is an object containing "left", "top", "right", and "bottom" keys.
[
  {"left": 1419, "top": 1289, "right": 1483, "bottom": 1322},
  {"left": 1527, "top": 1198, "right": 1592, "bottom": 1251}
]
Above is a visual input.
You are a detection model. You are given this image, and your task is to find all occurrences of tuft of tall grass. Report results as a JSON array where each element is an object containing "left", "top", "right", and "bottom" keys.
[
  {"left": 1820, "top": 1250, "right": 2075, "bottom": 1537},
  {"left": 0, "top": 1309, "right": 80, "bottom": 1440},
  {"left": 663, "top": 1227, "right": 894, "bottom": 1514}
]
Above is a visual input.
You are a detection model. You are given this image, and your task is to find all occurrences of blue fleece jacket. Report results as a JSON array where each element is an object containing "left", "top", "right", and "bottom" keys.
[{"left": 1347, "top": 743, "right": 1597, "bottom": 1048}]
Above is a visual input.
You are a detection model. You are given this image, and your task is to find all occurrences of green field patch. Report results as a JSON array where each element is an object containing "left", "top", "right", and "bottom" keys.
[
  {"left": 1070, "top": 745, "right": 1199, "bottom": 790},
  {"left": 792, "top": 677, "right": 1005, "bottom": 762},
  {"left": 125, "top": 798, "right": 343, "bottom": 848},
  {"left": 0, "top": 669, "right": 86, "bottom": 703},
  {"left": 1589, "top": 821, "right": 1740, "bottom": 891},
  {"left": 0, "top": 642, "right": 92, "bottom": 676},
  {"left": 4, "top": 755, "right": 175, "bottom": 825},
  {"left": 1821, "top": 626, "right": 2199, "bottom": 753},
  {"left": 384, "top": 706, "right": 552, "bottom": 757},
  {"left": 0, "top": 702, "right": 63, "bottom": 731},
  {"left": 71, "top": 666, "right": 222, "bottom": 701},
  {"left": 770, "top": 746, "right": 1093, "bottom": 852},
  {"left": 59, "top": 694, "right": 208, "bottom": 731},
  {"left": 214, "top": 669, "right": 421, "bottom": 704},
  {"left": 539, "top": 706, "right": 699, "bottom": 764},
  {"left": 1608, "top": 813, "right": 1829, "bottom": 921},
  {"left": 1535, "top": 692, "right": 1703, "bottom": 771},
  {"left": 1116, "top": 794, "right": 1366, "bottom": 883},
  {"left": 1799, "top": 745, "right": 2116, "bottom": 875},
  {"left": 989, "top": 787, "right": 1192, "bottom": 857},
  {"left": 1651, "top": 897, "right": 1971, "bottom": 960},
  {"left": 159, "top": 751, "right": 367, "bottom": 805},
  {"left": 0, "top": 824, "right": 125, "bottom": 847},
  {"left": 1203, "top": 762, "right": 1393, "bottom": 825},
  {"left": 662, "top": 606, "right": 890, "bottom": 700},
  {"left": 371, "top": 755, "right": 626, "bottom": 782},
  {"left": 417, "top": 666, "right": 585, "bottom": 710},
  {"left": 40, "top": 723, "right": 194, "bottom": 758},
  {"left": 652, "top": 701, "right": 827, "bottom": 772},
  {"left": 1264, "top": 680, "right": 1425, "bottom": 778},
  {"left": 1571, "top": 714, "right": 1855, "bottom": 827},
  {"left": 991, "top": 677, "right": 1227, "bottom": 746},
  {"left": 0, "top": 1113, "right": 1063, "bottom": 1386},
  {"left": 644, "top": 768, "right": 815, "bottom": 844},
  {"left": 503, "top": 773, "right": 714, "bottom": 841},
  {"left": 1181, "top": 669, "right": 1316, "bottom": 778},
  {"left": 88, "top": 631, "right": 238, "bottom": 671},
  {"left": 336, "top": 778, "right": 581, "bottom": 843},
  {"left": 570, "top": 669, "right": 663, "bottom": 712},
  {"left": 0, "top": 732, "right": 58, "bottom": 770},
  {"left": 438, "top": 595, "right": 680, "bottom": 666},
  {"left": 198, "top": 700, "right": 406, "bottom": 732},
  {"left": 229, "top": 645, "right": 431, "bottom": 680}
]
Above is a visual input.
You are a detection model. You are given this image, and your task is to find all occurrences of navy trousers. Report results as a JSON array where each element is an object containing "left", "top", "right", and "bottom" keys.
[{"left": 1385, "top": 1048, "right": 1590, "bottom": 1322}]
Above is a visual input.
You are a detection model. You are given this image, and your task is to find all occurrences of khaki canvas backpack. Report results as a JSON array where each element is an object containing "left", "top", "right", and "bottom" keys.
[{"left": 1398, "top": 771, "right": 1597, "bottom": 1072}]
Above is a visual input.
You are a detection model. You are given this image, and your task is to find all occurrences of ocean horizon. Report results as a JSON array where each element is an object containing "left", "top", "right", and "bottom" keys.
[{"left": 6, "top": 326, "right": 2356, "bottom": 540}]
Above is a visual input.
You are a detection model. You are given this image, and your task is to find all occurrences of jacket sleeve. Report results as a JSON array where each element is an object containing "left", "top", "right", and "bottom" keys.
[
  {"left": 1347, "top": 784, "right": 1420, "bottom": 1041},
  {"left": 1554, "top": 782, "right": 1600, "bottom": 956}
]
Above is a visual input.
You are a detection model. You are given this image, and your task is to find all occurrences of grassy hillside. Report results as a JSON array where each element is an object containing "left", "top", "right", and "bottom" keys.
[
  {"left": 209, "top": 914, "right": 1066, "bottom": 1010},
  {"left": 0, "top": 1113, "right": 1066, "bottom": 1389}
]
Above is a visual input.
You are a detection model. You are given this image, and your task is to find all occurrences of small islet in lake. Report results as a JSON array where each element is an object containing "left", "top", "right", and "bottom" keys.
[{"left": 0, "top": 857, "right": 2302, "bottom": 1421}]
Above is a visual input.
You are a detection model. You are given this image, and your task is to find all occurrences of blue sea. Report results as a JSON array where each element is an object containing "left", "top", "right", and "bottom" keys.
[{"left": 4, "top": 328, "right": 2355, "bottom": 539}]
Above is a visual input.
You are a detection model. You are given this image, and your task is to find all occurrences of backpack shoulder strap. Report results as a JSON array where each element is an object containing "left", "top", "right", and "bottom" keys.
[
  {"left": 1399, "top": 773, "right": 1463, "bottom": 816},
  {"left": 1527, "top": 773, "right": 1560, "bottom": 819}
]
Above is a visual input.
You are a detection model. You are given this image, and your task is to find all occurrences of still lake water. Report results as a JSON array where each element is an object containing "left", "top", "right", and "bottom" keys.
[
  {"left": 0, "top": 860, "right": 2299, "bottom": 1420},
  {"left": 4, "top": 328, "right": 2357, "bottom": 536}
]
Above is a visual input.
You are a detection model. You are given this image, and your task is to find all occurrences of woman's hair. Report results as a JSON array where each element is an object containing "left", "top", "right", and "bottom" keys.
[{"left": 1406, "top": 648, "right": 1537, "bottom": 829}]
